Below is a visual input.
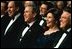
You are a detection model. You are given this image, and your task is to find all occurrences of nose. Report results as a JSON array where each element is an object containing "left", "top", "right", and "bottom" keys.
[
  {"left": 59, "top": 18, "right": 62, "bottom": 22},
  {"left": 24, "top": 12, "right": 25, "bottom": 16},
  {"left": 46, "top": 17, "right": 48, "bottom": 21},
  {"left": 7, "top": 8, "right": 9, "bottom": 12},
  {"left": 46, "top": 17, "right": 47, "bottom": 20},
  {"left": 7, "top": 7, "right": 10, "bottom": 12}
]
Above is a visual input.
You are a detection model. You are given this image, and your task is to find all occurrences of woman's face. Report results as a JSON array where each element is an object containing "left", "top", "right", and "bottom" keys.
[{"left": 46, "top": 13, "right": 55, "bottom": 28}]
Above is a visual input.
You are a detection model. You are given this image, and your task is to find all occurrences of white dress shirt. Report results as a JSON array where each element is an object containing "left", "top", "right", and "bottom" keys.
[
  {"left": 1, "top": 15, "right": 4, "bottom": 18},
  {"left": 39, "top": 20, "right": 44, "bottom": 26},
  {"left": 67, "top": 28, "right": 71, "bottom": 32},
  {"left": 39, "top": 17, "right": 46, "bottom": 26},
  {"left": 54, "top": 28, "right": 71, "bottom": 48},
  {"left": 20, "top": 21, "right": 35, "bottom": 41},
  {"left": 4, "top": 13, "right": 21, "bottom": 35}
]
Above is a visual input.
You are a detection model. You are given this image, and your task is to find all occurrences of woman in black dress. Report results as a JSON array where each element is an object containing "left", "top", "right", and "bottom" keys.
[{"left": 34, "top": 8, "right": 63, "bottom": 48}]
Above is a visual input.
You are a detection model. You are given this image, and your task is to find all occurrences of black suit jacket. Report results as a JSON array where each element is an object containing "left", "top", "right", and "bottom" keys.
[
  {"left": 1, "top": 13, "right": 27, "bottom": 48},
  {"left": 1, "top": 15, "right": 11, "bottom": 37},
  {"left": 18, "top": 20, "right": 45, "bottom": 48},
  {"left": 59, "top": 30, "right": 71, "bottom": 48}
]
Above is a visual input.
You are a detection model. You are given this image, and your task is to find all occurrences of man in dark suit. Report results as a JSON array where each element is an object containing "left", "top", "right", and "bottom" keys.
[
  {"left": 1, "top": 2, "right": 11, "bottom": 47},
  {"left": 38, "top": 2, "right": 54, "bottom": 30},
  {"left": 54, "top": 7, "right": 71, "bottom": 48},
  {"left": 1, "top": 1, "right": 26, "bottom": 48},
  {"left": 17, "top": 6, "right": 44, "bottom": 48},
  {"left": 1, "top": 1, "right": 8, "bottom": 18},
  {"left": 1, "top": 1, "right": 9, "bottom": 36},
  {"left": 59, "top": 7, "right": 71, "bottom": 48}
]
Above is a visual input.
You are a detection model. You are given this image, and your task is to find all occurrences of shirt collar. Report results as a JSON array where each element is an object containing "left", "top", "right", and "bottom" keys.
[
  {"left": 11, "top": 13, "right": 21, "bottom": 21},
  {"left": 1, "top": 15, "right": 4, "bottom": 18},
  {"left": 67, "top": 28, "right": 71, "bottom": 32},
  {"left": 28, "top": 21, "right": 35, "bottom": 27}
]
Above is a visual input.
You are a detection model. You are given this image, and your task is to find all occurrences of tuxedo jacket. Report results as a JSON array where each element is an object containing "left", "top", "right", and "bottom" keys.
[
  {"left": 1, "top": 13, "right": 27, "bottom": 48},
  {"left": 59, "top": 29, "right": 71, "bottom": 48},
  {"left": 1, "top": 15, "right": 11, "bottom": 38},
  {"left": 18, "top": 20, "right": 45, "bottom": 48}
]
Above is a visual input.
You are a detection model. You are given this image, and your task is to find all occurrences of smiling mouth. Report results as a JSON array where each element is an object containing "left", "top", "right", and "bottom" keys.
[
  {"left": 8, "top": 12, "right": 12, "bottom": 14},
  {"left": 24, "top": 16, "right": 28, "bottom": 19},
  {"left": 60, "top": 22, "right": 63, "bottom": 24},
  {"left": 47, "top": 21, "right": 50, "bottom": 24}
]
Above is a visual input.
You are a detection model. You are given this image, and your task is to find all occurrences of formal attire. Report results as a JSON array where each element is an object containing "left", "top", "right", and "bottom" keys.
[
  {"left": 58, "top": 28, "right": 71, "bottom": 48},
  {"left": 1, "top": 15, "right": 4, "bottom": 18},
  {"left": 33, "top": 30, "right": 64, "bottom": 48},
  {"left": 36, "top": 14, "right": 47, "bottom": 30},
  {"left": 1, "top": 13, "right": 11, "bottom": 39},
  {"left": 17, "top": 20, "right": 45, "bottom": 48},
  {"left": 1, "top": 13, "right": 27, "bottom": 48}
]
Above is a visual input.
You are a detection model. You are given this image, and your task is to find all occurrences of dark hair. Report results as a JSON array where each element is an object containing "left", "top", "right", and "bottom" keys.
[
  {"left": 47, "top": 8, "right": 63, "bottom": 21},
  {"left": 40, "top": 2, "right": 54, "bottom": 10},
  {"left": 47, "top": 8, "right": 63, "bottom": 28},
  {"left": 63, "top": 7, "right": 71, "bottom": 13},
  {"left": 27, "top": 5, "right": 37, "bottom": 14},
  {"left": 14, "top": 1, "right": 19, "bottom": 7},
  {"left": 45, "top": 2, "right": 54, "bottom": 10},
  {"left": 14, "top": 1, "right": 23, "bottom": 12}
]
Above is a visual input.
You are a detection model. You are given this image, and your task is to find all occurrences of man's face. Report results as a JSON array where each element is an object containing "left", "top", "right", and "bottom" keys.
[
  {"left": 1, "top": 2, "right": 6, "bottom": 14},
  {"left": 40, "top": 4, "right": 47, "bottom": 16},
  {"left": 8, "top": 1, "right": 17, "bottom": 17},
  {"left": 24, "top": 6, "right": 34, "bottom": 23},
  {"left": 60, "top": 11, "right": 71, "bottom": 29},
  {"left": 57, "top": 1, "right": 64, "bottom": 9}
]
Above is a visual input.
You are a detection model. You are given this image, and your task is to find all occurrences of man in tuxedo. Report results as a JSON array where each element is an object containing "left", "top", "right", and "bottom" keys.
[
  {"left": 38, "top": 2, "right": 54, "bottom": 30},
  {"left": 1, "top": 1, "right": 26, "bottom": 48},
  {"left": 39, "top": 2, "right": 48, "bottom": 27},
  {"left": 59, "top": 7, "right": 71, "bottom": 48},
  {"left": 1, "top": 1, "right": 8, "bottom": 18},
  {"left": 1, "top": 1, "right": 9, "bottom": 37},
  {"left": 54, "top": 7, "right": 71, "bottom": 48},
  {"left": 18, "top": 6, "right": 44, "bottom": 48}
]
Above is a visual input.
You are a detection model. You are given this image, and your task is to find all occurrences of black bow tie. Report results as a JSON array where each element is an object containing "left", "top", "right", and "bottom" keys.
[
  {"left": 27, "top": 24, "right": 30, "bottom": 27},
  {"left": 10, "top": 16, "right": 15, "bottom": 20},
  {"left": 25, "top": 22, "right": 30, "bottom": 27}
]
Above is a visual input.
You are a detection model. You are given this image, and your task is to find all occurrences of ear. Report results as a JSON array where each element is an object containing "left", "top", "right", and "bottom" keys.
[
  {"left": 16, "top": 7, "right": 19, "bottom": 11},
  {"left": 69, "top": 16, "right": 71, "bottom": 26},
  {"left": 33, "top": 13, "right": 36, "bottom": 18},
  {"left": 55, "top": 20, "right": 58, "bottom": 24}
]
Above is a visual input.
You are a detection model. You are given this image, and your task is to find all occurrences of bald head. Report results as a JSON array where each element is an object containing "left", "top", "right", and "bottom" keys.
[
  {"left": 8, "top": 1, "right": 15, "bottom": 8},
  {"left": 8, "top": 1, "right": 19, "bottom": 17}
]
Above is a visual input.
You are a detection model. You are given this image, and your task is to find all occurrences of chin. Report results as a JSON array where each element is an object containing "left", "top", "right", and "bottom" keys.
[
  {"left": 47, "top": 24, "right": 50, "bottom": 27},
  {"left": 9, "top": 13, "right": 13, "bottom": 17},
  {"left": 25, "top": 20, "right": 27, "bottom": 22},
  {"left": 60, "top": 25, "right": 64, "bottom": 29},
  {"left": 9, "top": 15, "right": 12, "bottom": 17}
]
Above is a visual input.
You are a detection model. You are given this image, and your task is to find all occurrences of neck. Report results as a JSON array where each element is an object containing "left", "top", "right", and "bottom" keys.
[
  {"left": 62, "top": 25, "right": 71, "bottom": 31},
  {"left": 44, "top": 25, "right": 59, "bottom": 35},
  {"left": 49, "top": 25, "right": 59, "bottom": 31},
  {"left": 10, "top": 11, "right": 19, "bottom": 18},
  {"left": 1, "top": 12, "right": 5, "bottom": 15},
  {"left": 27, "top": 18, "right": 35, "bottom": 24}
]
